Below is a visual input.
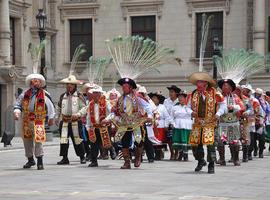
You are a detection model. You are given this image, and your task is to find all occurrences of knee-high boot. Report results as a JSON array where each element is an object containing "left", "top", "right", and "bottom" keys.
[
  {"left": 233, "top": 145, "right": 240, "bottom": 166},
  {"left": 134, "top": 146, "right": 143, "bottom": 167},
  {"left": 217, "top": 145, "right": 226, "bottom": 166},
  {"left": 120, "top": 148, "right": 131, "bottom": 169},
  {"left": 242, "top": 144, "right": 248, "bottom": 162}
]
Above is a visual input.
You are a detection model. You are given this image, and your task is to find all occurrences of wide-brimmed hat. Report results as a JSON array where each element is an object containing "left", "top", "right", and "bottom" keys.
[
  {"left": 25, "top": 73, "right": 46, "bottom": 87},
  {"left": 81, "top": 82, "right": 96, "bottom": 93},
  {"left": 148, "top": 92, "right": 166, "bottom": 104},
  {"left": 167, "top": 85, "right": 181, "bottom": 93},
  {"left": 117, "top": 77, "right": 137, "bottom": 89},
  {"left": 137, "top": 86, "right": 147, "bottom": 94},
  {"left": 59, "top": 75, "right": 81, "bottom": 85},
  {"left": 189, "top": 72, "right": 215, "bottom": 86},
  {"left": 241, "top": 84, "right": 254, "bottom": 93},
  {"left": 106, "top": 88, "right": 121, "bottom": 98},
  {"left": 255, "top": 88, "right": 264, "bottom": 95},
  {"left": 218, "top": 79, "right": 236, "bottom": 91},
  {"left": 88, "top": 84, "right": 103, "bottom": 93}
]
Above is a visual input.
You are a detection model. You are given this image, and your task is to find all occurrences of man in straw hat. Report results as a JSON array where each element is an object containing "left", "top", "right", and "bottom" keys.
[
  {"left": 14, "top": 73, "right": 55, "bottom": 170},
  {"left": 216, "top": 79, "right": 245, "bottom": 166},
  {"left": 110, "top": 77, "right": 153, "bottom": 169},
  {"left": 188, "top": 72, "right": 226, "bottom": 173},
  {"left": 57, "top": 74, "right": 87, "bottom": 165},
  {"left": 74, "top": 84, "right": 115, "bottom": 167}
]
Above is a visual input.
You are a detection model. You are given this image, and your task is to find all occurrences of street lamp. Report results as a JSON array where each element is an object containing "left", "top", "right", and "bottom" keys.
[
  {"left": 212, "top": 35, "right": 220, "bottom": 80},
  {"left": 36, "top": 9, "right": 47, "bottom": 79}
]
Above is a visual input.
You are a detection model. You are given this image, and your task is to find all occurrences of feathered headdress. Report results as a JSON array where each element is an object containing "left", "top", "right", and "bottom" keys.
[
  {"left": 59, "top": 44, "right": 86, "bottom": 84},
  {"left": 87, "top": 56, "right": 112, "bottom": 86},
  {"left": 214, "top": 48, "right": 268, "bottom": 85},
  {"left": 25, "top": 40, "right": 47, "bottom": 87},
  {"left": 105, "top": 35, "right": 175, "bottom": 80}
]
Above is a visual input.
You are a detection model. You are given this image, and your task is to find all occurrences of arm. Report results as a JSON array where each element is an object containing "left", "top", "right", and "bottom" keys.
[
  {"left": 14, "top": 92, "right": 25, "bottom": 120},
  {"left": 137, "top": 96, "right": 153, "bottom": 118}
]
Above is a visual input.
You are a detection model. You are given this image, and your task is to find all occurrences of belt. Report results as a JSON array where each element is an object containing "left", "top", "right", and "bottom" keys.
[
  {"left": 28, "top": 112, "right": 46, "bottom": 121},
  {"left": 62, "top": 115, "right": 79, "bottom": 123}
]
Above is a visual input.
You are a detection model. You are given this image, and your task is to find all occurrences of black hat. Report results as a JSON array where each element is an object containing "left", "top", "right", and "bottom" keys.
[
  {"left": 148, "top": 92, "right": 166, "bottom": 104},
  {"left": 117, "top": 78, "right": 137, "bottom": 89},
  {"left": 167, "top": 85, "right": 181, "bottom": 93},
  {"left": 218, "top": 79, "right": 236, "bottom": 91}
]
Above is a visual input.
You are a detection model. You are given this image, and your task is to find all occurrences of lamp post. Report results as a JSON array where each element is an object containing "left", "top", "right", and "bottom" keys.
[
  {"left": 212, "top": 35, "right": 220, "bottom": 80},
  {"left": 36, "top": 9, "right": 47, "bottom": 79}
]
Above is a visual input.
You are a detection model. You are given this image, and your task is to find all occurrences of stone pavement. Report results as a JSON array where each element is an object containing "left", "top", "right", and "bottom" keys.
[{"left": 0, "top": 140, "right": 270, "bottom": 200}]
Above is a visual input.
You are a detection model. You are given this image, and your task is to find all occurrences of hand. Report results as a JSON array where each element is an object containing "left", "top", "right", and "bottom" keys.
[
  {"left": 48, "top": 119, "right": 54, "bottom": 126},
  {"left": 215, "top": 114, "right": 220, "bottom": 120},
  {"left": 191, "top": 111, "right": 197, "bottom": 118},
  {"left": 14, "top": 112, "right": 20, "bottom": 120},
  {"left": 71, "top": 114, "right": 79, "bottom": 121}
]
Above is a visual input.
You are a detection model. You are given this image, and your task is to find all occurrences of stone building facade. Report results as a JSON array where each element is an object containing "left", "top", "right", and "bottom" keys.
[{"left": 0, "top": 0, "right": 270, "bottom": 135}]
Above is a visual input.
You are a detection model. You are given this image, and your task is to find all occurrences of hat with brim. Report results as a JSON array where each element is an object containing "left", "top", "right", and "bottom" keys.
[
  {"left": 81, "top": 82, "right": 96, "bottom": 93},
  {"left": 167, "top": 85, "right": 181, "bottom": 94},
  {"left": 148, "top": 92, "right": 166, "bottom": 104},
  {"left": 137, "top": 86, "right": 147, "bottom": 94},
  {"left": 189, "top": 72, "right": 215, "bottom": 86},
  {"left": 59, "top": 75, "right": 81, "bottom": 85},
  {"left": 178, "top": 91, "right": 188, "bottom": 98},
  {"left": 25, "top": 73, "right": 46, "bottom": 87},
  {"left": 241, "top": 84, "right": 254, "bottom": 93},
  {"left": 255, "top": 88, "right": 264, "bottom": 95},
  {"left": 218, "top": 79, "right": 236, "bottom": 91},
  {"left": 117, "top": 77, "right": 137, "bottom": 89},
  {"left": 88, "top": 85, "right": 103, "bottom": 93}
]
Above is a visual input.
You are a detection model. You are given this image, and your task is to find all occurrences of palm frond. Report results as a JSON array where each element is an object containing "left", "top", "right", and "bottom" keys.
[
  {"left": 27, "top": 40, "right": 47, "bottom": 73},
  {"left": 105, "top": 35, "right": 175, "bottom": 79}
]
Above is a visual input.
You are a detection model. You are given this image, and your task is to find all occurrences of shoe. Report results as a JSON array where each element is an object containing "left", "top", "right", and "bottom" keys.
[
  {"left": 183, "top": 153, "right": 188, "bottom": 162},
  {"left": 253, "top": 150, "right": 257, "bottom": 157},
  {"left": 23, "top": 157, "right": 36, "bottom": 169},
  {"left": 110, "top": 148, "right": 117, "bottom": 160},
  {"left": 259, "top": 154, "right": 264, "bottom": 158},
  {"left": 37, "top": 157, "right": 44, "bottom": 170},
  {"left": 88, "top": 161, "right": 98, "bottom": 167},
  {"left": 121, "top": 148, "right": 131, "bottom": 169},
  {"left": 195, "top": 160, "right": 207, "bottom": 172},
  {"left": 80, "top": 157, "right": 87, "bottom": 164},
  {"left": 57, "top": 158, "right": 70, "bottom": 165},
  {"left": 148, "top": 159, "right": 154, "bottom": 163},
  {"left": 208, "top": 162, "right": 215, "bottom": 174},
  {"left": 248, "top": 155, "right": 252, "bottom": 160},
  {"left": 86, "top": 153, "right": 91, "bottom": 162}
]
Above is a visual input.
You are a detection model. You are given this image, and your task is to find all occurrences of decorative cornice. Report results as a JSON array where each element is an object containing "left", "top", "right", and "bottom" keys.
[
  {"left": 30, "top": 27, "right": 58, "bottom": 37},
  {"left": 9, "top": 0, "right": 31, "bottom": 30},
  {"left": 185, "top": 0, "right": 230, "bottom": 17},
  {"left": 58, "top": 2, "right": 100, "bottom": 22},
  {"left": 120, "top": 0, "right": 164, "bottom": 20}
]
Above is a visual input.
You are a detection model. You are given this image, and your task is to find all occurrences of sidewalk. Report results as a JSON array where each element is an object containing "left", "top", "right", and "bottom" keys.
[{"left": 0, "top": 136, "right": 59, "bottom": 151}]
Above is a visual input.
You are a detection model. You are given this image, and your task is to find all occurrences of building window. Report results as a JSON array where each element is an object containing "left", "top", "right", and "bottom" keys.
[
  {"left": 70, "top": 19, "right": 92, "bottom": 61},
  {"left": 131, "top": 16, "right": 156, "bottom": 41},
  {"left": 196, "top": 12, "right": 223, "bottom": 58},
  {"left": 10, "top": 18, "right": 15, "bottom": 65}
]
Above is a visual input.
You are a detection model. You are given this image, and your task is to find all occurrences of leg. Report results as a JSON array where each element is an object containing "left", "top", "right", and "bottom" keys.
[
  {"left": 242, "top": 143, "right": 249, "bottom": 162},
  {"left": 253, "top": 132, "right": 258, "bottom": 157},
  {"left": 120, "top": 131, "right": 132, "bottom": 169},
  {"left": 88, "top": 129, "right": 102, "bottom": 167},
  {"left": 258, "top": 133, "right": 265, "bottom": 158},
  {"left": 22, "top": 137, "right": 36, "bottom": 168},
  {"left": 34, "top": 141, "right": 44, "bottom": 170},
  {"left": 207, "top": 144, "right": 216, "bottom": 174},
  {"left": 248, "top": 132, "right": 255, "bottom": 160},
  {"left": 70, "top": 122, "right": 86, "bottom": 163},
  {"left": 217, "top": 144, "right": 226, "bottom": 166},
  {"left": 58, "top": 121, "right": 70, "bottom": 165},
  {"left": 192, "top": 144, "right": 206, "bottom": 172},
  {"left": 144, "top": 133, "right": 155, "bottom": 162}
]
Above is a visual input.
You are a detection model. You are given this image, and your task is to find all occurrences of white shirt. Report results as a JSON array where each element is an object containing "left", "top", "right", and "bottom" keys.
[
  {"left": 171, "top": 104, "right": 193, "bottom": 130},
  {"left": 156, "top": 104, "right": 171, "bottom": 128}
]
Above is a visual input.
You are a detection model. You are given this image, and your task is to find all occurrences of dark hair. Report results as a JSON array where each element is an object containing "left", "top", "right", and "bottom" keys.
[{"left": 17, "top": 88, "right": 23, "bottom": 96}]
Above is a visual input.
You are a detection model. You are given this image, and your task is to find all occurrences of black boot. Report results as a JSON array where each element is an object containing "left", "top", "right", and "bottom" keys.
[
  {"left": 109, "top": 147, "right": 117, "bottom": 160},
  {"left": 57, "top": 156, "right": 70, "bottom": 165},
  {"left": 23, "top": 156, "right": 36, "bottom": 169},
  {"left": 217, "top": 145, "right": 226, "bottom": 166},
  {"left": 233, "top": 146, "right": 241, "bottom": 166},
  {"left": 208, "top": 162, "right": 215, "bottom": 174},
  {"left": 88, "top": 160, "right": 98, "bottom": 167},
  {"left": 80, "top": 156, "right": 86, "bottom": 164},
  {"left": 37, "top": 156, "right": 44, "bottom": 170},
  {"left": 242, "top": 145, "right": 248, "bottom": 162},
  {"left": 248, "top": 146, "right": 253, "bottom": 160},
  {"left": 183, "top": 153, "right": 188, "bottom": 161},
  {"left": 195, "top": 159, "right": 207, "bottom": 172}
]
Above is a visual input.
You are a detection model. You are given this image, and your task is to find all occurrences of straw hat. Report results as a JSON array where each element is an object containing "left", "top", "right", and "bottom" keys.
[
  {"left": 81, "top": 82, "right": 96, "bottom": 93},
  {"left": 189, "top": 72, "right": 215, "bottom": 86},
  {"left": 106, "top": 88, "right": 121, "bottom": 98},
  {"left": 59, "top": 75, "right": 81, "bottom": 85},
  {"left": 88, "top": 84, "right": 103, "bottom": 93},
  {"left": 137, "top": 86, "right": 147, "bottom": 94},
  {"left": 255, "top": 88, "right": 264, "bottom": 95},
  {"left": 25, "top": 73, "right": 46, "bottom": 87}
]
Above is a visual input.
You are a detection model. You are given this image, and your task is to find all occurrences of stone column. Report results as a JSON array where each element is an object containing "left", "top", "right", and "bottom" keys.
[
  {"left": 0, "top": 0, "right": 11, "bottom": 63},
  {"left": 253, "top": 0, "right": 266, "bottom": 56}
]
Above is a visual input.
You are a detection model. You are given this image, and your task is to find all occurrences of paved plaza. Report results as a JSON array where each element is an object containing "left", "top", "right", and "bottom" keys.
[{"left": 0, "top": 138, "right": 270, "bottom": 200}]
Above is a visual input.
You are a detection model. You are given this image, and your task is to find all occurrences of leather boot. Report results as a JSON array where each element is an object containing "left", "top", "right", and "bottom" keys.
[
  {"left": 228, "top": 146, "right": 233, "bottom": 163},
  {"left": 88, "top": 159, "right": 98, "bottom": 167},
  {"left": 57, "top": 156, "right": 70, "bottom": 165},
  {"left": 134, "top": 147, "right": 143, "bottom": 167},
  {"left": 208, "top": 161, "right": 215, "bottom": 174},
  {"left": 183, "top": 153, "right": 188, "bottom": 161},
  {"left": 37, "top": 156, "right": 44, "bottom": 170},
  {"left": 109, "top": 147, "right": 117, "bottom": 160},
  {"left": 233, "top": 146, "right": 240, "bottom": 166},
  {"left": 195, "top": 159, "right": 207, "bottom": 172},
  {"left": 217, "top": 145, "right": 226, "bottom": 166},
  {"left": 242, "top": 145, "right": 248, "bottom": 162},
  {"left": 23, "top": 156, "right": 36, "bottom": 169},
  {"left": 121, "top": 148, "right": 131, "bottom": 169}
]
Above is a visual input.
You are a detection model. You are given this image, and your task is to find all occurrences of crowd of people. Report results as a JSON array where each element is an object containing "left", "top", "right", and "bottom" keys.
[{"left": 13, "top": 70, "right": 270, "bottom": 174}]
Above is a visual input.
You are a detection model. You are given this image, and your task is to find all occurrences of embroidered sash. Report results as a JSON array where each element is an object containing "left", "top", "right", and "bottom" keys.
[
  {"left": 88, "top": 96, "right": 111, "bottom": 148},
  {"left": 189, "top": 88, "right": 217, "bottom": 145},
  {"left": 22, "top": 89, "right": 46, "bottom": 142}
]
